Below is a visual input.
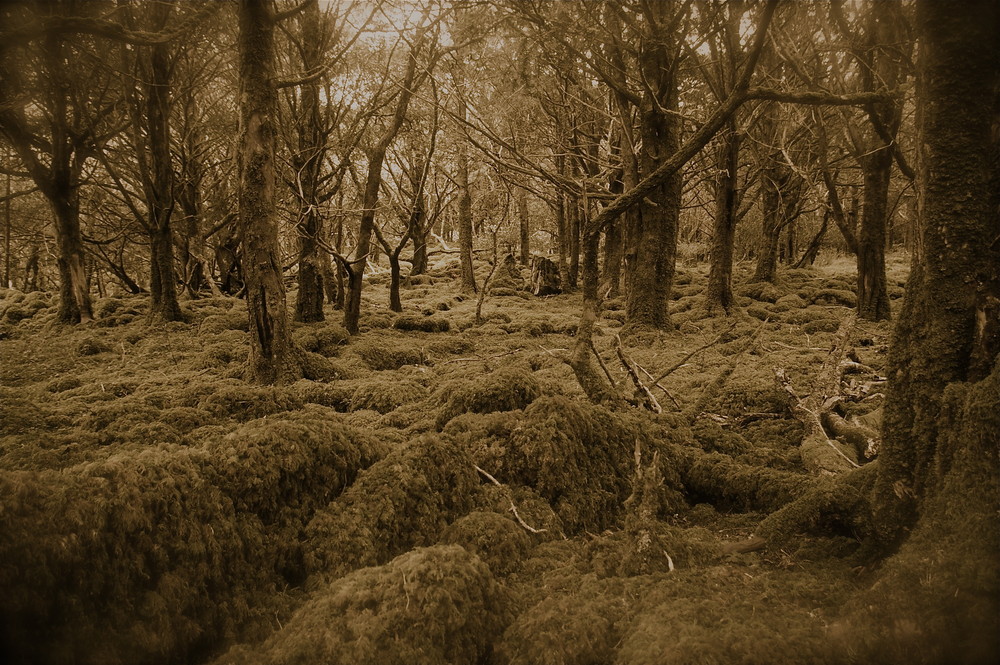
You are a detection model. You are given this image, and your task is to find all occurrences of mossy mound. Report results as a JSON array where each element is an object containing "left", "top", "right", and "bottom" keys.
[
  {"left": 738, "top": 281, "right": 786, "bottom": 303},
  {"left": 435, "top": 367, "right": 540, "bottom": 429},
  {"left": 290, "top": 379, "right": 356, "bottom": 411},
  {"left": 438, "top": 511, "right": 532, "bottom": 577},
  {"left": 305, "top": 435, "right": 478, "bottom": 579},
  {"left": 474, "top": 396, "right": 685, "bottom": 534},
  {"left": 197, "top": 380, "right": 303, "bottom": 421},
  {"left": 497, "top": 576, "right": 632, "bottom": 665},
  {"left": 350, "top": 378, "right": 427, "bottom": 413},
  {"left": 0, "top": 450, "right": 278, "bottom": 665},
  {"left": 216, "top": 545, "right": 506, "bottom": 665},
  {"left": 199, "top": 311, "right": 249, "bottom": 334},
  {"left": 292, "top": 323, "right": 349, "bottom": 356},
  {"left": 393, "top": 315, "right": 450, "bottom": 333},
  {"left": 354, "top": 338, "right": 426, "bottom": 370}
]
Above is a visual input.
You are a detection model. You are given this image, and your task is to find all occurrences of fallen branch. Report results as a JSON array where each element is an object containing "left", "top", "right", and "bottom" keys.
[
  {"left": 474, "top": 465, "right": 547, "bottom": 535},
  {"left": 615, "top": 334, "right": 662, "bottom": 413},
  {"left": 589, "top": 339, "right": 620, "bottom": 392},
  {"left": 653, "top": 320, "right": 738, "bottom": 384},
  {"left": 636, "top": 363, "right": 682, "bottom": 410}
]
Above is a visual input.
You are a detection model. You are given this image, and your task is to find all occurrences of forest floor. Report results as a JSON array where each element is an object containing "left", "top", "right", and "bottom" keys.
[{"left": 0, "top": 253, "right": 914, "bottom": 665}]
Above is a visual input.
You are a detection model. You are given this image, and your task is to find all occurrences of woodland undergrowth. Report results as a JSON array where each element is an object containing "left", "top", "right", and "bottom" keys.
[{"left": 2, "top": 254, "right": 985, "bottom": 665}]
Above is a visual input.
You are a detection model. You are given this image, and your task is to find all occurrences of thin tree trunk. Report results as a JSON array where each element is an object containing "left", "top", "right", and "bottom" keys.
[
  {"left": 457, "top": 114, "right": 476, "bottom": 294},
  {"left": 144, "top": 16, "right": 182, "bottom": 323},
  {"left": 518, "top": 185, "right": 530, "bottom": 266},
  {"left": 238, "top": 0, "right": 301, "bottom": 384},
  {"left": 706, "top": 123, "right": 741, "bottom": 313}
]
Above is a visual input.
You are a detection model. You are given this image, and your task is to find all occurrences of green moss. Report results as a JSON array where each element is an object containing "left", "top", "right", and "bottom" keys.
[
  {"left": 217, "top": 545, "right": 506, "bottom": 665},
  {"left": 498, "top": 576, "right": 631, "bottom": 665},
  {"left": 394, "top": 315, "right": 451, "bottom": 333},
  {"left": 354, "top": 338, "right": 426, "bottom": 370},
  {"left": 305, "top": 435, "right": 478, "bottom": 579},
  {"left": 350, "top": 378, "right": 427, "bottom": 414},
  {"left": 435, "top": 367, "right": 540, "bottom": 429},
  {"left": 197, "top": 380, "right": 303, "bottom": 421},
  {"left": 77, "top": 337, "right": 112, "bottom": 356},
  {"left": 439, "top": 511, "right": 531, "bottom": 576},
  {"left": 474, "top": 397, "right": 684, "bottom": 534}
]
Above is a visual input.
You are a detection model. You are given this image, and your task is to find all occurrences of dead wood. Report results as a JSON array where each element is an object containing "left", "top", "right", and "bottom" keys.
[
  {"left": 778, "top": 314, "right": 861, "bottom": 474},
  {"left": 615, "top": 334, "right": 662, "bottom": 413},
  {"left": 474, "top": 465, "right": 547, "bottom": 535}
]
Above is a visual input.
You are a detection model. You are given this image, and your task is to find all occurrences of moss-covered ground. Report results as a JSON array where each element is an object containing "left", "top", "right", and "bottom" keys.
[{"left": 1, "top": 253, "right": 993, "bottom": 664}]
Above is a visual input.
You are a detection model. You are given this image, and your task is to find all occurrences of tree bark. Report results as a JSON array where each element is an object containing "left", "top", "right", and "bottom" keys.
[
  {"left": 517, "top": 185, "right": 530, "bottom": 266},
  {"left": 238, "top": 0, "right": 301, "bottom": 384},
  {"left": 292, "top": 0, "right": 326, "bottom": 323},
  {"left": 706, "top": 123, "right": 741, "bottom": 313},
  {"left": 624, "top": 21, "right": 681, "bottom": 331},
  {"left": 457, "top": 111, "right": 477, "bottom": 294},
  {"left": 872, "top": 0, "right": 1000, "bottom": 543},
  {"left": 144, "top": 8, "right": 182, "bottom": 323}
]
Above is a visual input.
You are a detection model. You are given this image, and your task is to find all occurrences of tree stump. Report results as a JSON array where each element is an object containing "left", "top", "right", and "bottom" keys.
[{"left": 530, "top": 256, "right": 561, "bottom": 296}]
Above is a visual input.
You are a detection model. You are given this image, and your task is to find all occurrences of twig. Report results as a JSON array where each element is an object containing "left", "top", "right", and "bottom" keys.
[
  {"left": 589, "top": 339, "right": 619, "bottom": 389},
  {"left": 636, "top": 363, "right": 682, "bottom": 410},
  {"left": 615, "top": 334, "right": 662, "bottom": 414},
  {"left": 653, "top": 320, "right": 739, "bottom": 383},
  {"left": 474, "top": 465, "right": 547, "bottom": 534},
  {"left": 443, "top": 348, "right": 523, "bottom": 364}
]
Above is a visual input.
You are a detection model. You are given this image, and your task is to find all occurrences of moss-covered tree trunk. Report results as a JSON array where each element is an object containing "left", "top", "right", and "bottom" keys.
[
  {"left": 144, "top": 9, "right": 183, "bottom": 324},
  {"left": 753, "top": 152, "right": 801, "bottom": 283},
  {"left": 706, "top": 122, "right": 741, "bottom": 313},
  {"left": 518, "top": 185, "right": 530, "bottom": 266},
  {"left": 457, "top": 111, "right": 477, "bottom": 295},
  {"left": 238, "top": 0, "right": 301, "bottom": 384},
  {"left": 872, "top": 0, "right": 999, "bottom": 544},
  {"left": 624, "top": 24, "right": 681, "bottom": 332},
  {"left": 292, "top": 0, "right": 326, "bottom": 323}
]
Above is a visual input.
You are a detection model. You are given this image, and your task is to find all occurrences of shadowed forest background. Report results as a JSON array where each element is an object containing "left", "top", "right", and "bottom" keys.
[{"left": 0, "top": 1, "right": 997, "bottom": 664}]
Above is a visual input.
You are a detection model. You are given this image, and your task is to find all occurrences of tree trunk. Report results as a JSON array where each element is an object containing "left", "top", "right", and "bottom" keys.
[
  {"left": 602, "top": 217, "right": 623, "bottom": 299},
  {"left": 624, "top": 25, "right": 681, "bottom": 331},
  {"left": 567, "top": 194, "right": 580, "bottom": 290},
  {"left": 238, "top": 0, "right": 301, "bottom": 384},
  {"left": 872, "top": 0, "right": 1000, "bottom": 542},
  {"left": 753, "top": 153, "right": 801, "bottom": 283},
  {"left": 856, "top": 152, "right": 892, "bottom": 320},
  {"left": 457, "top": 132, "right": 476, "bottom": 294},
  {"left": 518, "top": 185, "right": 530, "bottom": 266},
  {"left": 52, "top": 193, "right": 92, "bottom": 323},
  {"left": 706, "top": 123, "right": 741, "bottom": 313},
  {"left": 292, "top": 0, "right": 326, "bottom": 323},
  {"left": 388, "top": 253, "right": 402, "bottom": 313},
  {"left": 145, "top": 21, "right": 182, "bottom": 323},
  {"left": 409, "top": 200, "right": 428, "bottom": 276}
]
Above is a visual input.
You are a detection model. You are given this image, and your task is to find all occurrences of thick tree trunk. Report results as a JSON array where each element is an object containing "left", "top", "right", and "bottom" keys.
[
  {"left": 52, "top": 194, "right": 92, "bottom": 323},
  {"left": 856, "top": 152, "right": 892, "bottom": 320},
  {"left": 624, "top": 31, "right": 681, "bottom": 331},
  {"left": 872, "top": 0, "right": 1000, "bottom": 542},
  {"left": 388, "top": 253, "right": 402, "bottom": 313},
  {"left": 238, "top": 0, "right": 301, "bottom": 384},
  {"left": 706, "top": 124, "right": 741, "bottom": 313},
  {"left": 408, "top": 201, "right": 428, "bottom": 276},
  {"left": 753, "top": 155, "right": 801, "bottom": 283},
  {"left": 602, "top": 218, "right": 622, "bottom": 299}
]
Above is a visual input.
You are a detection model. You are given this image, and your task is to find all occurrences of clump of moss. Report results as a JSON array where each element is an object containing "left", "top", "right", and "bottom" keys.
[
  {"left": 350, "top": 378, "right": 427, "bottom": 414},
  {"left": 158, "top": 406, "right": 217, "bottom": 433},
  {"left": 738, "top": 281, "right": 786, "bottom": 303},
  {"left": 354, "top": 338, "right": 426, "bottom": 370},
  {"left": 475, "top": 396, "right": 684, "bottom": 534},
  {"left": 200, "top": 311, "right": 249, "bottom": 334},
  {"left": 359, "top": 311, "right": 395, "bottom": 330},
  {"left": 292, "top": 322, "right": 350, "bottom": 356},
  {"left": 774, "top": 293, "right": 807, "bottom": 312},
  {"left": 0, "top": 393, "right": 51, "bottom": 434},
  {"left": 439, "top": 511, "right": 531, "bottom": 577},
  {"left": 217, "top": 545, "right": 506, "bottom": 665},
  {"left": 0, "top": 449, "right": 275, "bottom": 664},
  {"left": 46, "top": 374, "right": 83, "bottom": 393},
  {"left": 679, "top": 449, "right": 811, "bottom": 513},
  {"left": 393, "top": 315, "right": 451, "bottom": 333},
  {"left": 197, "top": 380, "right": 303, "bottom": 421},
  {"left": 292, "top": 379, "right": 356, "bottom": 411},
  {"left": 497, "top": 577, "right": 630, "bottom": 665},
  {"left": 77, "top": 337, "right": 112, "bottom": 356},
  {"left": 305, "top": 434, "right": 479, "bottom": 579},
  {"left": 435, "top": 367, "right": 541, "bottom": 429},
  {"left": 803, "top": 318, "right": 842, "bottom": 334}
]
